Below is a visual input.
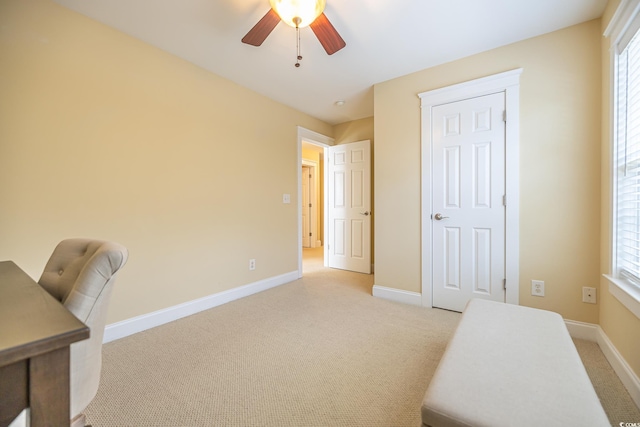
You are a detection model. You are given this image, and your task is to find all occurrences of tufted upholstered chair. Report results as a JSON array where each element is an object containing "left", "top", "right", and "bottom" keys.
[{"left": 38, "top": 239, "right": 128, "bottom": 427}]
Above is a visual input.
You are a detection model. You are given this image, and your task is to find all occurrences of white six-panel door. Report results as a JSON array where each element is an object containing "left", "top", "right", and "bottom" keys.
[
  {"left": 327, "top": 140, "right": 371, "bottom": 274},
  {"left": 431, "top": 92, "right": 506, "bottom": 311}
]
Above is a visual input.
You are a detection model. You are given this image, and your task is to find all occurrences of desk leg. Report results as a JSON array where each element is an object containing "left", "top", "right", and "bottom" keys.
[
  {"left": 0, "top": 360, "right": 28, "bottom": 427},
  {"left": 29, "top": 347, "right": 70, "bottom": 427}
]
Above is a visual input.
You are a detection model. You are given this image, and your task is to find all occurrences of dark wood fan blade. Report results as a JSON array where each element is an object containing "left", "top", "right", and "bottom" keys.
[
  {"left": 310, "top": 13, "right": 346, "bottom": 55},
  {"left": 242, "top": 9, "right": 280, "bottom": 47}
]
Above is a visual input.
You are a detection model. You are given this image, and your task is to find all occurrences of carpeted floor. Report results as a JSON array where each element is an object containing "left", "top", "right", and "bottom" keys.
[
  {"left": 574, "top": 339, "right": 640, "bottom": 426},
  {"left": 84, "top": 247, "right": 639, "bottom": 426}
]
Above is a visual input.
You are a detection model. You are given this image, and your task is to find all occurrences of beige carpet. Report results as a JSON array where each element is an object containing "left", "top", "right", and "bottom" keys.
[
  {"left": 573, "top": 339, "right": 640, "bottom": 426},
  {"left": 85, "top": 247, "right": 639, "bottom": 426}
]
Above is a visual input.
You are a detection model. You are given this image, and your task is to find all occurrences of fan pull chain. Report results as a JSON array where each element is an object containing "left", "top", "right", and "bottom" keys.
[{"left": 295, "top": 25, "right": 302, "bottom": 68}]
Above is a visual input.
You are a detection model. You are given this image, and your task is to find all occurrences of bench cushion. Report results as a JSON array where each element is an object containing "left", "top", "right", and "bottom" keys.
[{"left": 421, "top": 299, "right": 609, "bottom": 427}]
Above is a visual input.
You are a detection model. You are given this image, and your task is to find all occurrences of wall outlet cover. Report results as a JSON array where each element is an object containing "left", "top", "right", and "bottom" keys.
[{"left": 531, "top": 280, "right": 545, "bottom": 297}]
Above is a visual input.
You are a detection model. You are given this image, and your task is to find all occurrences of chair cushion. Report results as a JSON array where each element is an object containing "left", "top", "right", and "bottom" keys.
[
  {"left": 38, "top": 238, "right": 128, "bottom": 417},
  {"left": 39, "top": 239, "right": 127, "bottom": 322}
]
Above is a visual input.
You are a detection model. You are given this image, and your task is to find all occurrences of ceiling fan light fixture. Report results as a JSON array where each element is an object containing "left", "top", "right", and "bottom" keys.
[{"left": 269, "top": 0, "right": 326, "bottom": 28}]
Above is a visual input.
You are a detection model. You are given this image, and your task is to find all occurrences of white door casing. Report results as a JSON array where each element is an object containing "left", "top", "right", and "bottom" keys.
[
  {"left": 431, "top": 92, "right": 506, "bottom": 312},
  {"left": 420, "top": 69, "right": 521, "bottom": 309},
  {"left": 327, "top": 140, "right": 372, "bottom": 274}
]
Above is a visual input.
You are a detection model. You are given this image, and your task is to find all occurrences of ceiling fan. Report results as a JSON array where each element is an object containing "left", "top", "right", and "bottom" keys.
[{"left": 242, "top": 0, "right": 346, "bottom": 59}]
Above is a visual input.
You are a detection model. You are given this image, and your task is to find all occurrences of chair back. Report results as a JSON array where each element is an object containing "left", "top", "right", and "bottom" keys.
[{"left": 39, "top": 238, "right": 128, "bottom": 418}]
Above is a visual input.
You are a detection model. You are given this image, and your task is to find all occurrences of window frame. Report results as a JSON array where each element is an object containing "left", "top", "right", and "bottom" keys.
[{"left": 605, "top": 0, "right": 640, "bottom": 320}]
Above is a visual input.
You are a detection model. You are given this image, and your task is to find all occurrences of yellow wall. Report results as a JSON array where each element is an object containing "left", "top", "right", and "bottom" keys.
[
  {"left": 374, "top": 20, "right": 602, "bottom": 323},
  {"left": 600, "top": 0, "right": 640, "bottom": 377},
  {"left": 0, "top": 0, "right": 332, "bottom": 324},
  {"left": 334, "top": 117, "right": 374, "bottom": 145}
]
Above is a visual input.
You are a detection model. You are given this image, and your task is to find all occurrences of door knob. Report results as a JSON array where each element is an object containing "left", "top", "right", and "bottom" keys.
[
  {"left": 433, "top": 213, "right": 449, "bottom": 220},
  {"left": 360, "top": 211, "right": 371, "bottom": 216}
]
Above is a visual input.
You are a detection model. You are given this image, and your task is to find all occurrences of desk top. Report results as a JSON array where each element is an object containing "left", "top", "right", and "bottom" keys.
[{"left": 0, "top": 261, "right": 90, "bottom": 366}]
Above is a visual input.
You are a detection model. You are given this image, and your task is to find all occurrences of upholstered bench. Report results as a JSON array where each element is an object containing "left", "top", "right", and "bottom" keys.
[{"left": 421, "top": 299, "right": 609, "bottom": 427}]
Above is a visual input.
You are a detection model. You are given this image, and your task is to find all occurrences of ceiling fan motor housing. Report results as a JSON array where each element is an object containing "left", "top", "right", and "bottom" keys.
[
  {"left": 269, "top": 0, "right": 326, "bottom": 28},
  {"left": 242, "top": 0, "right": 345, "bottom": 56}
]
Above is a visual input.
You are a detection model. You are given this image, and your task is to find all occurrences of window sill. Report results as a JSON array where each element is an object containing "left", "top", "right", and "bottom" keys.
[{"left": 603, "top": 274, "right": 640, "bottom": 320}]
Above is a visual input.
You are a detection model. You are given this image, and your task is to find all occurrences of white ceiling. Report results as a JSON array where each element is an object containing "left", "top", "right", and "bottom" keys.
[{"left": 52, "top": 0, "right": 607, "bottom": 125}]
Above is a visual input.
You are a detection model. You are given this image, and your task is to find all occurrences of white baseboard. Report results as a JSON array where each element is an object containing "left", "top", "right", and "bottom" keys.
[
  {"left": 564, "top": 319, "right": 599, "bottom": 341},
  {"left": 103, "top": 271, "right": 298, "bottom": 343},
  {"left": 565, "top": 319, "right": 640, "bottom": 409},
  {"left": 372, "top": 285, "right": 422, "bottom": 306},
  {"left": 596, "top": 325, "right": 640, "bottom": 409}
]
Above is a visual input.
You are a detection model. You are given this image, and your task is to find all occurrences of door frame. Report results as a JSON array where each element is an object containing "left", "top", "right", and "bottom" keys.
[
  {"left": 297, "top": 126, "right": 333, "bottom": 278},
  {"left": 419, "top": 69, "right": 522, "bottom": 308}
]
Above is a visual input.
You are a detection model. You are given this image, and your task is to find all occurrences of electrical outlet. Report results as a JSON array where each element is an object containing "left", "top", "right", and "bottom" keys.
[
  {"left": 249, "top": 259, "right": 256, "bottom": 271},
  {"left": 531, "top": 280, "right": 545, "bottom": 297},
  {"left": 582, "top": 287, "right": 596, "bottom": 304}
]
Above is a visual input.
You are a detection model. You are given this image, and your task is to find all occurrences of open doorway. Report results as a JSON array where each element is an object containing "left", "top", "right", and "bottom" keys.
[
  {"left": 301, "top": 143, "right": 324, "bottom": 273},
  {"left": 297, "top": 127, "right": 333, "bottom": 277}
]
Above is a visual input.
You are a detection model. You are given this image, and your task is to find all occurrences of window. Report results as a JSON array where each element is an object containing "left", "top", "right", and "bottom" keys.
[
  {"left": 608, "top": 0, "right": 640, "bottom": 319},
  {"left": 614, "top": 27, "right": 640, "bottom": 286}
]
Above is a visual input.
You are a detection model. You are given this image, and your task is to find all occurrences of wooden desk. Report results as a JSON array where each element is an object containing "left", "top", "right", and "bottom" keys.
[{"left": 0, "top": 261, "right": 89, "bottom": 427}]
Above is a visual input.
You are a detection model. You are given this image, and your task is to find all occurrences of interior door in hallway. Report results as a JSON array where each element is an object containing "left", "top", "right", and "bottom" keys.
[
  {"left": 431, "top": 92, "right": 506, "bottom": 311},
  {"left": 327, "top": 140, "right": 371, "bottom": 274},
  {"left": 302, "top": 165, "right": 311, "bottom": 248}
]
